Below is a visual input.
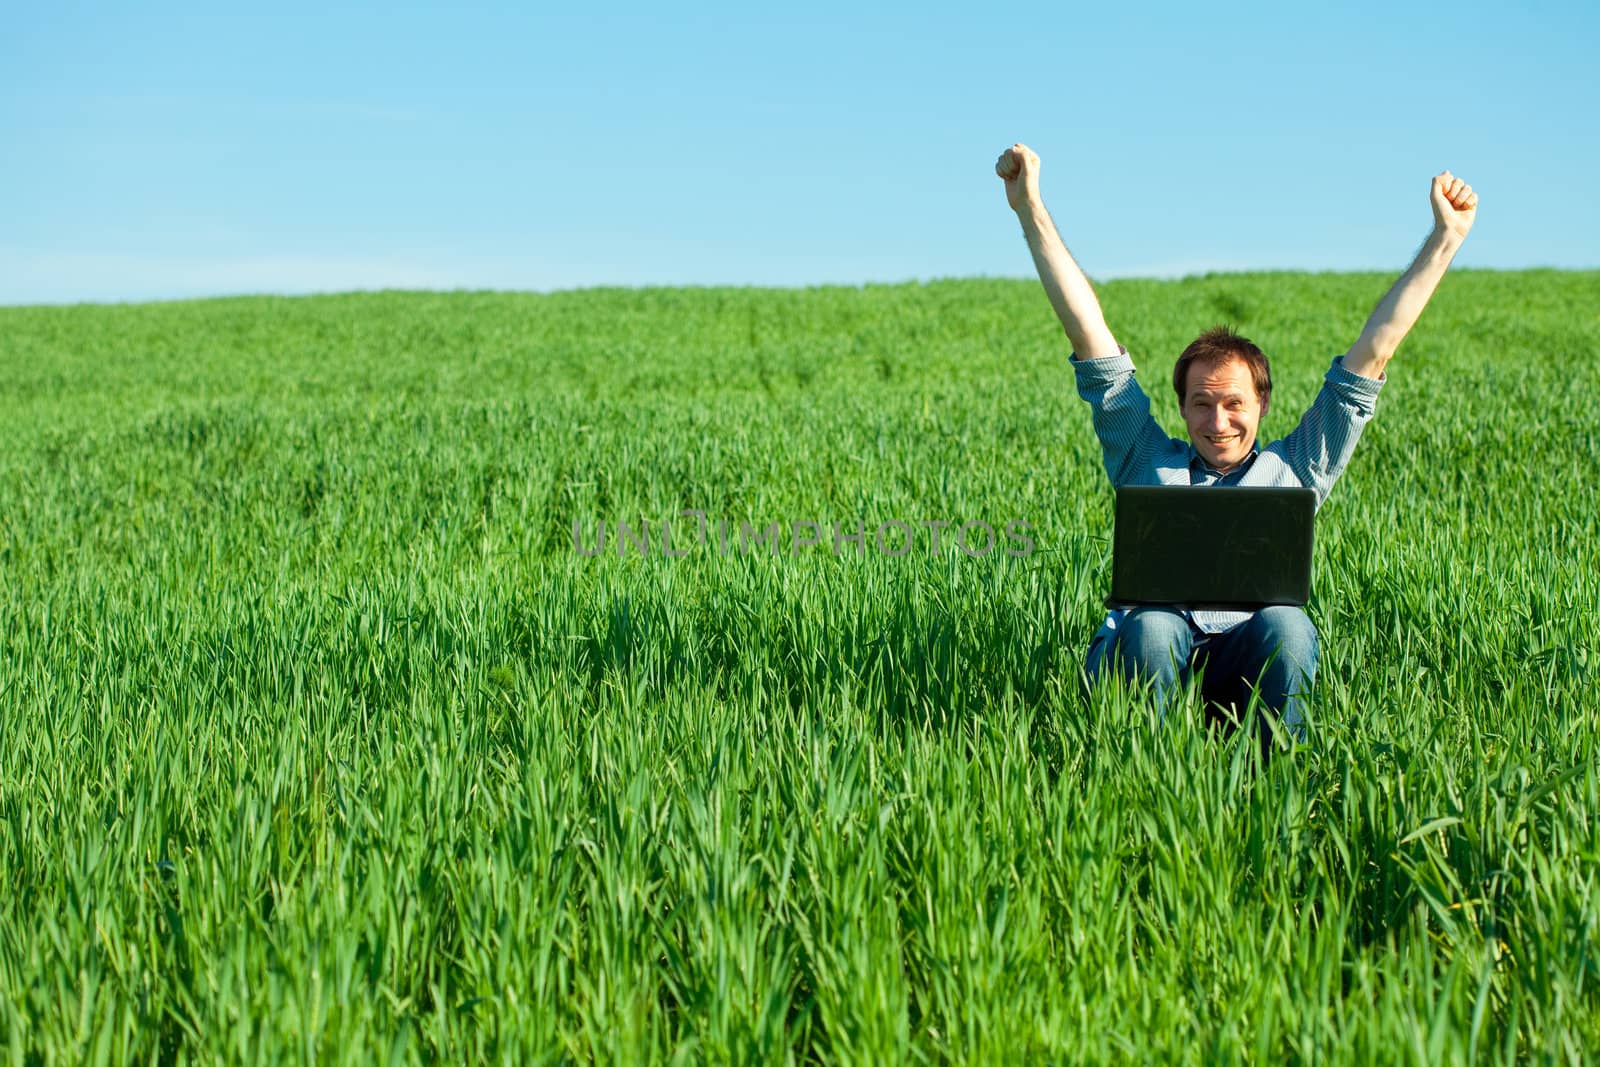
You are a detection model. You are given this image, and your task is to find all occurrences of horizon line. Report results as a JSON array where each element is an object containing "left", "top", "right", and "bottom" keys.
[{"left": 3, "top": 264, "right": 1595, "bottom": 310}]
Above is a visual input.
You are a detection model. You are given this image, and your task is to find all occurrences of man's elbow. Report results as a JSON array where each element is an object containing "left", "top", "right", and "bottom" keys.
[{"left": 1347, "top": 335, "right": 1399, "bottom": 379}]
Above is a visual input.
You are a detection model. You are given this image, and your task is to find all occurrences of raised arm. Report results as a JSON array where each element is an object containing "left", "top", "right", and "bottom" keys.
[
  {"left": 1343, "top": 171, "right": 1478, "bottom": 380},
  {"left": 996, "top": 143, "right": 1121, "bottom": 362}
]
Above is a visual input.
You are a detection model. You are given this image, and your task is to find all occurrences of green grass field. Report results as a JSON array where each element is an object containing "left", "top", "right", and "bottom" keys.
[{"left": 2, "top": 271, "right": 1597, "bottom": 1063}]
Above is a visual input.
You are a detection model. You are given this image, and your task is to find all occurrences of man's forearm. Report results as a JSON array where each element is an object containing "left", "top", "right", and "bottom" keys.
[
  {"left": 1015, "top": 202, "right": 1120, "bottom": 362},
  {"left": 1344, "top": 226, "right": 1465, "bottom": 379}
]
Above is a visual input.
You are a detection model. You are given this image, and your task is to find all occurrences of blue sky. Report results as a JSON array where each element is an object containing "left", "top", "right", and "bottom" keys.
[{"left": 4, "top": 1, "right": 1597, "bottom": 304}]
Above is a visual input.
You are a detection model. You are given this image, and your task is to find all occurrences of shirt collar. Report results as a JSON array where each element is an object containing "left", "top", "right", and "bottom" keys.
[{"left": 1188, "top": 444, "right": 1261, "bottom": 479}]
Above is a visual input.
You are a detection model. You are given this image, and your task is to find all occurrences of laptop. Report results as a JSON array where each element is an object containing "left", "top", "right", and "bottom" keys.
[{"left": 1108, "top": 486, "right": 1316, "bottom": 610}]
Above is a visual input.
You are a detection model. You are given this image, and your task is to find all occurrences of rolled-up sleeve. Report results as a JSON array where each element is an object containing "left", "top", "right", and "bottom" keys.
[
  {"left": 1072, "top": 348, "right": 1173, "bottom": 487},
  {"left": 1273, "top": 356, "right": 1385, "bottom": 505}
]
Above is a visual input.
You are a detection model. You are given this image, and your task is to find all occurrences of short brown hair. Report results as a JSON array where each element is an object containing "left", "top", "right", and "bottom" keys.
[{"left": 1172, "top": 326, "right": 1272, "bottom": 407}]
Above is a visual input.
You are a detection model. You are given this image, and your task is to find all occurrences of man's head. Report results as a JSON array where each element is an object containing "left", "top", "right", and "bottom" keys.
[{"left": 1172, "top": 326, "right": 1272, "bottom": 473}]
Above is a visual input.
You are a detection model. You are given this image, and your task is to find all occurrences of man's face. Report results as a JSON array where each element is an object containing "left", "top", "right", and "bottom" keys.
[{"left": 1181, "top": 356, "right": 1267, "bottom": 473}]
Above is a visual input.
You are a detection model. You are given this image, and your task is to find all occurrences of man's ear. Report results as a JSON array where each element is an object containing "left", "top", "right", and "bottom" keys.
[{"left": 1260, "top": 393, "right": 1270, "bottom": 419}]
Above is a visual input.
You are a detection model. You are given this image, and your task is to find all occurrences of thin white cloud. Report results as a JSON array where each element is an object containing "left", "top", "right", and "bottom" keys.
[
  {"left": 0, "top": 249, "right": 460, "bottom": 305},
  {"left": 1096, "top": 258, "right": 1263, "bottom": 281}
]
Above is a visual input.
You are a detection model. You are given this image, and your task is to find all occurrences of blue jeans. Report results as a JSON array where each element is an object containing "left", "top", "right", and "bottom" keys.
[{"left": 1085, "top": 606, "right": 1318, "bottom": 743}]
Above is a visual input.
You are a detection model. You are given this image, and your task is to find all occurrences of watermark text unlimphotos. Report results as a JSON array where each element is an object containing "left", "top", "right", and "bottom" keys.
[{"left": 573, "top": 511, "right": 1034, "bottom": 559}]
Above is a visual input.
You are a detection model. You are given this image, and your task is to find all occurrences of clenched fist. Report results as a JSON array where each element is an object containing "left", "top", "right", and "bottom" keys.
[
  {"left": 996, "top": 143, "right": 1041, "bottom": 214},
  {"left": 1431, "top": 171, "right": 1478, "bottom": 239}
]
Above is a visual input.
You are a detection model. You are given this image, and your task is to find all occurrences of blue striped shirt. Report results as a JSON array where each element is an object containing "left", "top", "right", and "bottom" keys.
[{"left": 1074, "top": 348, "right": 1384, "bottom": 634}]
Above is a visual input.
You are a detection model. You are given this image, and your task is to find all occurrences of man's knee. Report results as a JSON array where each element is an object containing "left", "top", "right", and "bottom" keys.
[
  {"left": 1109, "top": 608, "right": 1192, "bottom": 684},
  {"left": 1255, "top": 605, "right": 1318, "bottom": 674},
  {"left": 1122, "top": 606, "right": 1191, "bottom": 645}
]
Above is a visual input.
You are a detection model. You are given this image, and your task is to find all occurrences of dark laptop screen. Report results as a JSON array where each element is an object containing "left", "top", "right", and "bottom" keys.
[{"left": 1109, "top": 486, "right": 1316, "bottom": 610}]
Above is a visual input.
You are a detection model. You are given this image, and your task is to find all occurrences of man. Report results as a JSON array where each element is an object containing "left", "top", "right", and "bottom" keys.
[{"left": 995, "top": 142, "right": 1477, "bottom": 745}]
